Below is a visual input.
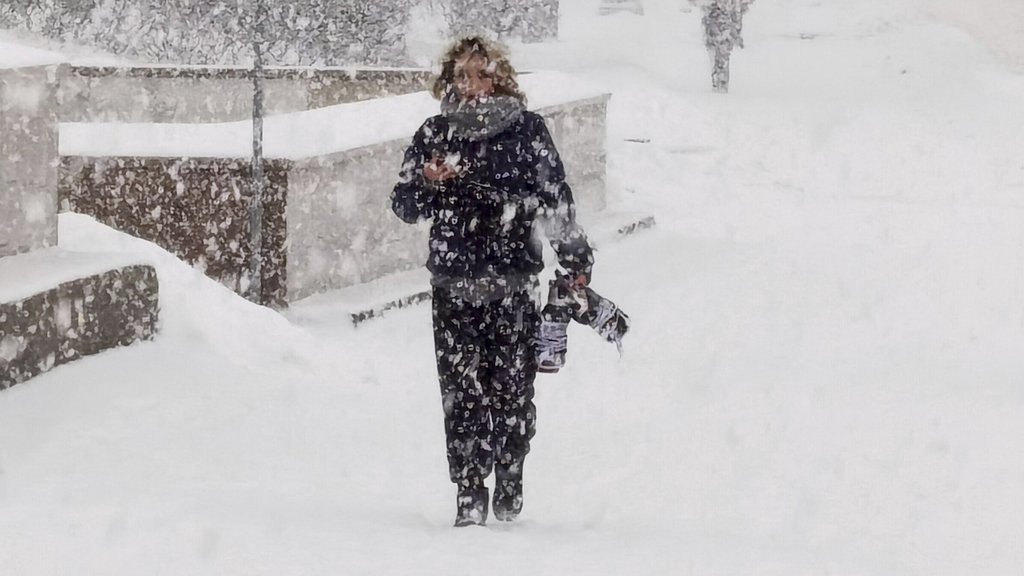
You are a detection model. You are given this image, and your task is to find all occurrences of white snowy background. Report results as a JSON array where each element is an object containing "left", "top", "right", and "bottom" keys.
[{"left": 2, "top": 0, "right": 1024, "bottom": 574}]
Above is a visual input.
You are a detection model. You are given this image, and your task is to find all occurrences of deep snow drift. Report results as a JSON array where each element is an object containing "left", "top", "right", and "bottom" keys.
[{"left": 2, "top": 0, "right": 1023, "bottom": 574}]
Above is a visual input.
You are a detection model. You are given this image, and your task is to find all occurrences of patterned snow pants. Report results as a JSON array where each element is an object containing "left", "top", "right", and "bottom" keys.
[{"left": 432, "top": 287, "right": 540, "bottom": 488}]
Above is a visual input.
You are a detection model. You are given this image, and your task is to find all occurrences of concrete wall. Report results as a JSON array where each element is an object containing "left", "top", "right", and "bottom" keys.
[
  {"left": 61, "top": 66, "right": 433, "bottom": 123},
  {"left": 0, "top": 55, "right": 163, "bottom": 388},
  {"left": 286, "top": 143, "right": 426, "bottom": 301},
  {"left": 286, "top": 96, "right": 610, "bottom": 300},
  {"left": 60, "top": 156, "right": 290, "bottom": 306},
  {"left": 0, "top": 64, "right": 60, "bottom": 257},
  {"left": 60, "top": 94, "right": 609, "bottom": 305},
  {"left": 541, "top": 96, "right": 609, "bottom": 215},
  {"left": 1, "top": 263, "right": 159, "bottom": 389}
]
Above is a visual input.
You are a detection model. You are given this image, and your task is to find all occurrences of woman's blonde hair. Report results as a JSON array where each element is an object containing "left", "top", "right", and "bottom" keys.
[{"left": 431, "top": 36, "right": 526, "bottom": 103}]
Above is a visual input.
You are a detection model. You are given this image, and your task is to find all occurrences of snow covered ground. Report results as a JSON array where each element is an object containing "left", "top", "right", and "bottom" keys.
[{"left": 3, "top": 0, "right": 1024, "bottom": 574}]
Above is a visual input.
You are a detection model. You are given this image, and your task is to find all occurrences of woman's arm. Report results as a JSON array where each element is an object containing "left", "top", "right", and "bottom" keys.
[
  {"left": 391, "top": 123, "right": 438, "bottom": 224},
  {"left": 531, "top": 115, "right": 595, "bottom": 283}
]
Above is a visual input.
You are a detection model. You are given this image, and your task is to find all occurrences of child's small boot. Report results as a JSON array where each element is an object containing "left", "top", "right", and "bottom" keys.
[
  {"left": 492, "top": 462, "right": 524, "bottom": 522},
  {"left": 454, "top": 479, "right": 489, "bottom": 527}
]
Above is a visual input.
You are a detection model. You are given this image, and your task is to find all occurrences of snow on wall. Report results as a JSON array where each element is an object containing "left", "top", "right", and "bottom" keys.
[
  {"left": 58, "top": 71, "right": 606, "bottom": 158},
  {"left": 0, "top": 63, "right": 60, "bottom": 257},
  {"left": 60, "top": 66, "right": 434, "bottom": 124},
  {"left": 0, "top": 246, "right": 147, "bottom": 303}
]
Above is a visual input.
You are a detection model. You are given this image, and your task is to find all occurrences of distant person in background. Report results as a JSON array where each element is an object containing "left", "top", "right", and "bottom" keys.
[
  {"left": 390, "top": 36, "right": 593, "bottom": 527},
  {"left": 695, "top": 0, "right": 755, "bottom": 92}
]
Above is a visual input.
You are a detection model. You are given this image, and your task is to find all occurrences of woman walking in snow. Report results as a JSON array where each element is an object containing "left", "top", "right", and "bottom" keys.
[{"left": 391, "top": 36, "right": 593, "bottom": 527}]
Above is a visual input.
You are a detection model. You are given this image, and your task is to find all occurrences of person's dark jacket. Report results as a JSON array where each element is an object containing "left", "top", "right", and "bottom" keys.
[{"left": 391, "top": 110, "right": 593, "bottom": 284}]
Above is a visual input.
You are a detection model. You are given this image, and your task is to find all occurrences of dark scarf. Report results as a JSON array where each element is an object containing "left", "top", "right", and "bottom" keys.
[{"left": 440, "top": 91, "right": 526, "bottom": 141}]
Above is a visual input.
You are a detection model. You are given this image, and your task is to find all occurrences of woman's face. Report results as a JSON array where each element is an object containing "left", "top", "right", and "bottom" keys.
[{"left": 454, "top": 53, "right": 494, "bottom": 101}]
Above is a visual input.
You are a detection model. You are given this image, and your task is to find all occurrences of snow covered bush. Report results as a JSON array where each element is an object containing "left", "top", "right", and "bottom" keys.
[
  {"left": 432, "top": 0, "right": 558, "bottom": 42},
  {"left": 0, "top": 0, "right": 415, "bottom": 66}
]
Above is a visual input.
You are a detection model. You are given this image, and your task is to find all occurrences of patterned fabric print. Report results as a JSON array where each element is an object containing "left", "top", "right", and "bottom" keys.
[
  {"left": 391, "top": 111, "right": 594, "bottom": 283},
  {"left": 432, "top": 286, "right": 540, "bottom": 488},
  {"left": 431, "top": 273, "right": 539, "bottom": 306}
]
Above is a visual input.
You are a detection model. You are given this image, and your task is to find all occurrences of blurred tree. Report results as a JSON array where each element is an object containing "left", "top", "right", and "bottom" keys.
[
  {"left": 0, "top": 0, "right": 416, "bottom": 66},
  {"left": 0, "top": 0, "right": 64, "bottom": 38},
  {"left": 691, "top": 0, "right": 754, "bottom": 93},
  {"left": 437, "top": 0, "right": 558, "bottom": 43}
]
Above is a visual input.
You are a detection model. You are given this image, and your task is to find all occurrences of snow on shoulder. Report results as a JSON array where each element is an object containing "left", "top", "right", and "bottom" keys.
[{"left": 59, "top": 70, "right": 606, "bottom": 160}]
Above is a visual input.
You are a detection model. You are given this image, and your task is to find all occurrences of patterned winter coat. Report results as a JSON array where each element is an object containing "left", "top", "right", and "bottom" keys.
[{"left": 391, "top": 110, "right": 593, "bottom": 289}]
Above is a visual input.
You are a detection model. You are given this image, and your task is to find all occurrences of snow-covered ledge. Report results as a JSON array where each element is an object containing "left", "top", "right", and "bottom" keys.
[
  {"left": 0, "top": 248, "right": 159, "bottom": 389},
  {"left": 59, "top": 72, "right": 610, "bottom": 303},
  {"left": 61, "top": 65, "right": 435, "bottom": 123},
  {"left": 0, "top": 40, "right": 63, "bottom": 258}
]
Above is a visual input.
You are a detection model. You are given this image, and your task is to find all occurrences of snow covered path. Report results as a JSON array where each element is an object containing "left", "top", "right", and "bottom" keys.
[{"left": 3, "top": 1, "right": 1024, "bottom": 574}]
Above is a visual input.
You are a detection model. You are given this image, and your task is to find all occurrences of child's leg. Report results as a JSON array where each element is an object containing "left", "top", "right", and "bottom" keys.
[
  {"left": 432, "top": 288, "right": 495, "bottom": 490},
  {"left": 485, "top": 290, "right": 540, "bottom": 518}
]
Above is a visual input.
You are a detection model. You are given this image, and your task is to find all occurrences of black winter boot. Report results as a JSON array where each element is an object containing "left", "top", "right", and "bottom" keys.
[
  {"left": 492, "top": 466, "right": 524, "bottom": 522},
  {"left": 454, "top": 483, "right": 489, "bottom": 527}
]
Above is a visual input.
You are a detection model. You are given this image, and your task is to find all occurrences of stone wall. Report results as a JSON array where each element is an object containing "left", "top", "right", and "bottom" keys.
[
  {"left": 61, "top": 66, "right": 434, "bottom": 124},
  {"left": 0, "top": 63, "right": 60, "bottom": 257},
  {"left": 59, "top": 92, "right": 609, "bottom": 305},
  {"left": 540, "top": 96, "right": 609, "bottom": 215},
  {"left": 286, "top": 96, "right": 610, "bottom": 300},
  {"left": 60, "top": 156, "right": 290, "bottom": 306},
  {"left": 1, "top": 44, "right": 162, "bottom": 389},
  {"left": 286, "top": 143, "right": 425, "bottom": 301},
  {"left": 0, "top": 263, "right": 159, "bottom": 389}
]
